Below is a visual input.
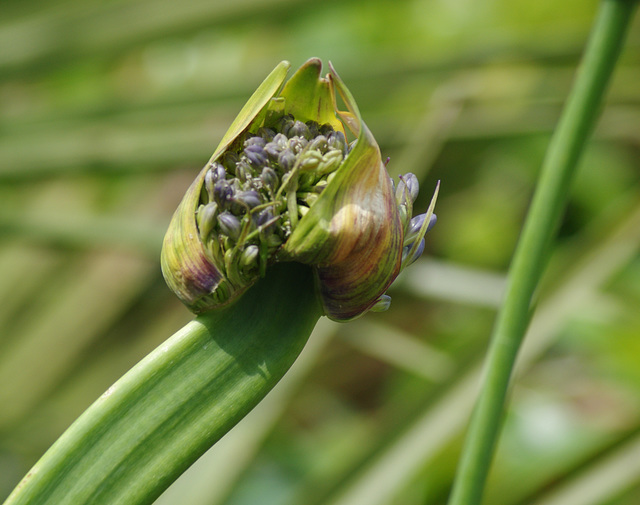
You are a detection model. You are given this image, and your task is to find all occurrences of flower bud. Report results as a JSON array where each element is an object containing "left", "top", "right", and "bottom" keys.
[
  {"left": 196, "top": 202, "right": 218, "bottom": 241},
  {"left": 287, "top": 120, "right": 310, "bottom": 139},
  {"left": 244, "top": 144, "right": 267, "bottom": 167},
  {"left": 161, "top": 59, "right": 438, "bottom": 319},
  {"left": 239, "top": 244, "right": 260, "bottom": 276},
  {"left": 260, "top": 167, "right": 279, "bottom": 191},
  {"left": 232, "top": 190, "right": 262, "bottom": 211},
  {"left": 217, "top": 212, "right": 241, "bottom": 241},
  {"left": 370, "top": 294, "right": 392, "bottom": 313},
  {"left": 406, "top": 213, "right": 437, "bottom": 245}
]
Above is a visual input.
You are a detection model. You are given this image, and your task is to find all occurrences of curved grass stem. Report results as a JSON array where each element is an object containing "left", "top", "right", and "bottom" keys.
[
  {"left": 446, "top": 1, "right": 638, "bottom": 504},
  {"left": 3, "top": 263, "right": 321, "bottom": 505}
]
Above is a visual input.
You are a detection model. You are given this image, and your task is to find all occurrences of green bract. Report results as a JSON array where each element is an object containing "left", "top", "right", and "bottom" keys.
[{"left": 161, "top": 58, "right": 437, "bottom": 321}]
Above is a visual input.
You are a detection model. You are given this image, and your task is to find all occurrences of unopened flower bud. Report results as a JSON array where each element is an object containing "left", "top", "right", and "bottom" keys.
[
  {"left": 205, "top": 164, "right": 225, "bottom": 200},
  {"left": 161, "top": 59, "right": 439, "bottom": 319},
  {"left": 309, "top": 135, "right": 328, "bottom": 153},
  {"left": 401, "top": 173, "right": 420, "bottom": 203},
  {"left": 217, "top": 212, "right": 241, "bottom": 241},
  {"left": 244, "top": 144, "right": 267, "bottom": 167},
  {"left": 260, "top": 167, "right": 279, "bottom": 190},
  {"left": 196, "top": 202, "right": 218, "bottom": 241},
  {"left": 406, "top": 212, "right": 437, "bottom": 244},
  {"left": 402, "top": 238, "right": 425, "bottom": 268},
  {"left": 245, "top": 136, "right": 266, "bottom": 148},
  {"left": 287, "top": 120, "right": 310, "bottom": 139},
  {"left": 370, "top": 294, "right": 392, "bottom": 313},
  {"left": 278, "top": 150, "right": 296, "bottom": 171},
  {"left": 239, "top": 245, "right": 260, "bottom": 274},
  {"left": 233, "top": 190, "right": 262, "bottom": 210},
  {"left": 327, "top": 131, "right": 347, "bottom": 155},
  {"left": 213, "top": 180, "right": 232, "bottom": 207}
]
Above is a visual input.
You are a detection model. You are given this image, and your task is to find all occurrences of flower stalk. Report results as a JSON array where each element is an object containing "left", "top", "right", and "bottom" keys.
[{"left": 447, "top": 1, "right": 638, "bottom": 504}]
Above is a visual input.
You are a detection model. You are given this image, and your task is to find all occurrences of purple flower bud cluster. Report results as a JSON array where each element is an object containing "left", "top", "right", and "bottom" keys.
[
  {"left": 196, "top": 115, "right": 350, "bottom": 286},
  {"left": 393, "top": 172, "right": 437, "bottom": 269}
]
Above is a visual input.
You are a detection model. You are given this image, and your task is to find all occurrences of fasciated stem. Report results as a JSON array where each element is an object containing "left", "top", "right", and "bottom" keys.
[
  {"left": 447, "top": 1, "right": 638, "bottom": 504},
  {"left": 4, "top": 263, "right": 321, "bottom": 505}
]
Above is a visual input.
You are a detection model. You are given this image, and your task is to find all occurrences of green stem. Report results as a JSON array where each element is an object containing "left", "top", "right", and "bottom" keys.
[
  {"left": 446, "top": 1, "right": 638, "bottom": 504},
  {"left": 3, "top": 263, "right": 321, "bottom": 505}
]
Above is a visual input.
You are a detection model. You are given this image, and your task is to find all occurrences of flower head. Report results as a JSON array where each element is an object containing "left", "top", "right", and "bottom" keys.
[{"left": 161, "top": 58, "right": 438, "bottom": 321}]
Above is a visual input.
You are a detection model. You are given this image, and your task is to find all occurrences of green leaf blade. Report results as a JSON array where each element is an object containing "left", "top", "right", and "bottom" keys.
[{"left": 4, "top": 263, "right": 321, "bottom": 505}]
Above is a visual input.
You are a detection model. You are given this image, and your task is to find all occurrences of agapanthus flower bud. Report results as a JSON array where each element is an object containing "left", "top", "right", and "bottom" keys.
[
  {"left": 232, "top": 190, "right": 262, "bottom": 211},
  {"left": 217, "top": 212, "right": 241, "bottom": 241},
  {"left": 406, "top": 213, "right": 437, "bottom": 244},
  {"left": 196, "top": 202, "right": 218, "bottom": 241},
  {"left": 161, "top": 58, "right": 438, "bottom": 320},
  {"left": 260, "top": 167, "right": 279, "bottom": 191},
  {"left": 239, "top": 244, "right": 260, "bottom": 275}
]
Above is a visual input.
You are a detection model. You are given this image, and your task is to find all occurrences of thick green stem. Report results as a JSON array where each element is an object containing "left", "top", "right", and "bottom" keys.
[
  {"left": 4, "top": 263, "right": 321, "bottom": 505},
  {"left": 446, "top": 1, "right": 638, "bottom": 505}
]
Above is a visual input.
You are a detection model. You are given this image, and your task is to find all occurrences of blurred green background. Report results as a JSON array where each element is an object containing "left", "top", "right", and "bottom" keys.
[{"left": 1, "top": 0, "right": 639, "bottom": 504}]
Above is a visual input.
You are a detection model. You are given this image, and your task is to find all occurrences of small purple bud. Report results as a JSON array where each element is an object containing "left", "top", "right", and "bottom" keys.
[
  {"left": 287, "top": 120, "right": 310, "bottom": 139},
  {"left": 217, "top": 212, "right": 241, "bottom": 241},
  {"left": 255, "top": 208, "right": 275, "bottom": 227},
  {"left": 207, "top": 162, "right": 226, "bottom": 181},
  {"left": 234, "top": 190, "right": 262, "bottom": 209},
  {"left": 402, "top": 238, "right": 425, "bottom": 267},
  {"left": 327, "top": 131, "right": 347, "bottom": 155},
  {"left": 288, "top": 136, "right": 307, "bottom": 154},
  {"left": 205, "top": 170, "right": 216, "bottom": 201},
  {"left": 278, "top": 149, "right": 296, "bottom": 171},
  {"left": 264, "top": 142, "right": 281, "bottom": 159},
  {"left": 244, "top": 136, "right": 266, "bottom": 148},
  {"left": 235, "top": 161, "right": 251, "bottom": 182},
  {"left": 428, "top": 213, "right": 437, "bottom": 231},
  {"left": 264, "top": 133, "right": 289, "bottom": 159},
  {"left": 408, "top": 214, "right": 426, "bottom": 236},
  {"left": 408, "top": 212, "right": 437, "bottom": 239},
  {"left": 214, "top": 180, "right": 233, "bottom": 207},
  {"left": 273, "top": 133, "right": 288, "bottom": 147},
  {"left": 398, "top": 173, "right": 419, "bottom": 204},
  {"left": 205, "top": 163, "right": 226, "bottom": 200},
  {"left": 244, "top": 144, "right": 267, "bottom": 167},
  {"left": 309, "top": 135, "right": 328, "bottom": 152},
  {"left": 260, "top": 167, "right": 279, "bottom": 190}
]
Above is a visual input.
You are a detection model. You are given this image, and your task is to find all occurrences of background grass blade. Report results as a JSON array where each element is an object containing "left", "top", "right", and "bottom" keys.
[{"left": 447, "top": 2, "right": 638, "bottom": 503}]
